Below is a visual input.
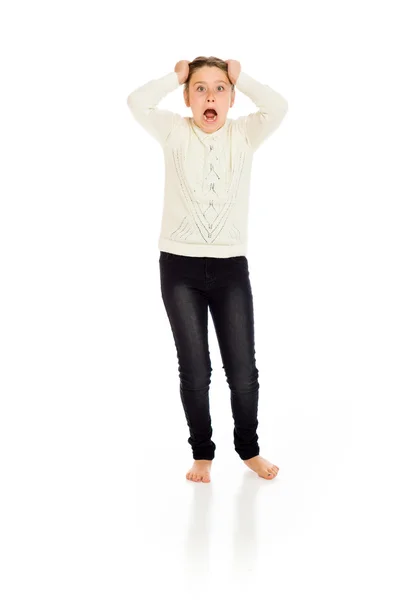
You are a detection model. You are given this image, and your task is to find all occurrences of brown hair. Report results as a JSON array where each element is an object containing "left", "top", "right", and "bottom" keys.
[{"left": 184, "top": 56, "right": 235, "bottom": 96}]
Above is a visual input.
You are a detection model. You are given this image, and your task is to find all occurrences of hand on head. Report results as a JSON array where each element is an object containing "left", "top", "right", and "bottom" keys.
[
  {"left": 174, "top": 60, "right": 190, "bottom": 85},
  {"left": 225, "top": 60, "right": 241, "bottom": 85},
  {"left": 174, "top": 59, "right": 241, "bottom": 86}
]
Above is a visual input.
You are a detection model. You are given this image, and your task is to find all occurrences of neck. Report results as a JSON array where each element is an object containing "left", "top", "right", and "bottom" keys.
[{"left": 192, "top": 117, "right": 226, "bottom": 134}]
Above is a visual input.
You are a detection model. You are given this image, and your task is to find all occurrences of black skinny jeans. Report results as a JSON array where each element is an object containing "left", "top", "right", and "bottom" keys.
[{"left": 159, "top": 251, "right": 260, "bottom": 461}]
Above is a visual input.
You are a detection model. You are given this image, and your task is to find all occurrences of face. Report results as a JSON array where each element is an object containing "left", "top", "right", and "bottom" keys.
[{"left": 184, "top": 66, "right": 235, "bottom": 133}]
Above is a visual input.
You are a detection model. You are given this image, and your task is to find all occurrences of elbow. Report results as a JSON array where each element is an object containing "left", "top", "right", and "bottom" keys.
[
  {"left": 264, "top": 96, "right": 288, "bottom": 124},
  {"left": 275, "top": 98, "right": 288, "bottom": 124},
  {"left": 127, "top": 92, "right": 142, "bottom": 118},
  {"left": 127, "top": 90, "right": 142, "bottom": 109},
  {"left": 279, "top": 96, "right": 288, "bottom": 117},
  {"left": 262, "top": 99, "right": 288, "bottom": 127},
  {"left": 127, "top": 92, "right": 135, "bottom": 108}
]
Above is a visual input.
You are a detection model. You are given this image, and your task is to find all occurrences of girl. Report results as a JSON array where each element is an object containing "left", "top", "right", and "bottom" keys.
[{"left": 127, "top": 56, "right": 288, "bottom": 483}]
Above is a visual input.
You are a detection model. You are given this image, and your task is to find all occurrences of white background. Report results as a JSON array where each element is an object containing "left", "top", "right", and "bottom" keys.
[{"left": 1, "top": 0, "right": 399, "bottom": 598}]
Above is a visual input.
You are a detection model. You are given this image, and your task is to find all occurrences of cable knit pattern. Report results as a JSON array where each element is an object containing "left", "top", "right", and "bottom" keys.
[{"left": 127, "top": 70, "right": 288, "bottom": 257}]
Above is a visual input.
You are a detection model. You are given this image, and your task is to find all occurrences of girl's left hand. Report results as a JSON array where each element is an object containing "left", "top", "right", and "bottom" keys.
[{"left": 225, "top": 59, "right": 241, "bottom": 85}]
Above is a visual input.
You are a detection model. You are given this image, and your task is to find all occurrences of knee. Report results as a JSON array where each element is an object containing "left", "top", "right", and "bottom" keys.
[
  {"left": 179, "top": 365, "right": 212, "bottom": 391},
  {"left": 226, "top": 366, "right": 259, "bottom": 393}
]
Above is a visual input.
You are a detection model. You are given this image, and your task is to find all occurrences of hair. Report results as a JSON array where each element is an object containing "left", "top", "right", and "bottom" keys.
[{"left": 184, "top": 56, "right": 235, "bottom": 96}]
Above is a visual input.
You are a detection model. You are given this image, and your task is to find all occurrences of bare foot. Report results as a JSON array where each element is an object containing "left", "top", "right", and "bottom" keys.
[
  {"left": 243, "top": 455, "right": 279, "bottom": 480},
  {"left": 186, "top": 460, "right": 212, "bottom": 483}
]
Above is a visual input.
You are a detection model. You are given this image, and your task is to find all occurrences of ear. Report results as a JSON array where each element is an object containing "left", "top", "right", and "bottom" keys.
[
  {"left": 183, "top": 87, "right": 190, "bottom": 108},
  {"left": 230, "top": 89, "right": 236, "bottom": 108}
]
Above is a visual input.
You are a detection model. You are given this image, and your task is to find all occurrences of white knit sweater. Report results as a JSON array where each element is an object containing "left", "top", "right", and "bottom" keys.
[{"left": 127, "top": 70, "right": 288, "bottom": 258}]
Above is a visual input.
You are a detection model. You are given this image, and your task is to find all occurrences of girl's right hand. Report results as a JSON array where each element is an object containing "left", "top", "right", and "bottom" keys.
[{"left": 174, "top": 60, "right": 190, "bottom": 85}]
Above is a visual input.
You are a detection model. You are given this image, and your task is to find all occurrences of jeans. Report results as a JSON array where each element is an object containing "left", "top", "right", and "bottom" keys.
[{"left": 159, "top": 251, "right": 260, "bottom": 461}]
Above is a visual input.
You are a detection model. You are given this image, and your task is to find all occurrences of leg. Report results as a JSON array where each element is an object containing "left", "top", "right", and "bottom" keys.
[
  {"left": 159, "top": 254, "right": 216, "bottom": 460},
  {"left": 208, "top": 258, "right": 260, "bottom": 461}
]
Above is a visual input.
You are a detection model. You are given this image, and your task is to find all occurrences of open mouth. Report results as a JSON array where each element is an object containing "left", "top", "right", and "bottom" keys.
[{"left": 203, "top": 108, "right": 218, "bottom": 122}]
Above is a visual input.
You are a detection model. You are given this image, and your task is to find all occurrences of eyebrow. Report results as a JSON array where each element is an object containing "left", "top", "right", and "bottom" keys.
[{"left": 193, "top": 80, "right": 228, "bottom": 85}]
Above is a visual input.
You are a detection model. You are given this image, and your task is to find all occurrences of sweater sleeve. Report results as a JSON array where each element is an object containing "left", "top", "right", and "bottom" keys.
[
  {"left": 234, "top": 71, "right": 288, "bottom": 151},
  {"left": 127, "top": 71, "right": 183, "bottom": 145}
]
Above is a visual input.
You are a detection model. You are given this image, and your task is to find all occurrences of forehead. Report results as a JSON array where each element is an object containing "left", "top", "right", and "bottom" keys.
[{"left": 191, "top": 67, "right": 229, "bottom": 85}]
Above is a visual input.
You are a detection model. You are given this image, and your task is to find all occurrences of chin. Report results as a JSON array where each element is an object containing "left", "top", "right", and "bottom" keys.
[{"left": 196, "top": 114, "right": 226, "bottom": 132}]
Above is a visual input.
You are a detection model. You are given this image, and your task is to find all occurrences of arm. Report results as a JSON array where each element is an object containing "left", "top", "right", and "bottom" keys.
[
  {"left": 126, "top": 71, "right": 183, "bottom": 145},
  {"left": 234, "top": 71, "right": 288, "bottom": 151}
]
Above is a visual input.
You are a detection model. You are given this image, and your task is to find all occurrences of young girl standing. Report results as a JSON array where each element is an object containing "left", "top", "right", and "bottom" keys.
[{"left": 127, "top": 56, "right": 288, "bottom": 483}]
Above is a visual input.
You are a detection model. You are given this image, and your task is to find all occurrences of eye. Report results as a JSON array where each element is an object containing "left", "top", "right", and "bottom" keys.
[{"left": 196, "top": 85, "right": 225, "bottom": 91}]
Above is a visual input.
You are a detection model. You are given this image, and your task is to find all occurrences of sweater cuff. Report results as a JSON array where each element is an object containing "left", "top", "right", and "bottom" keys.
[{"left": 168, "top": 70, "right": 181, "bottom": 87}]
